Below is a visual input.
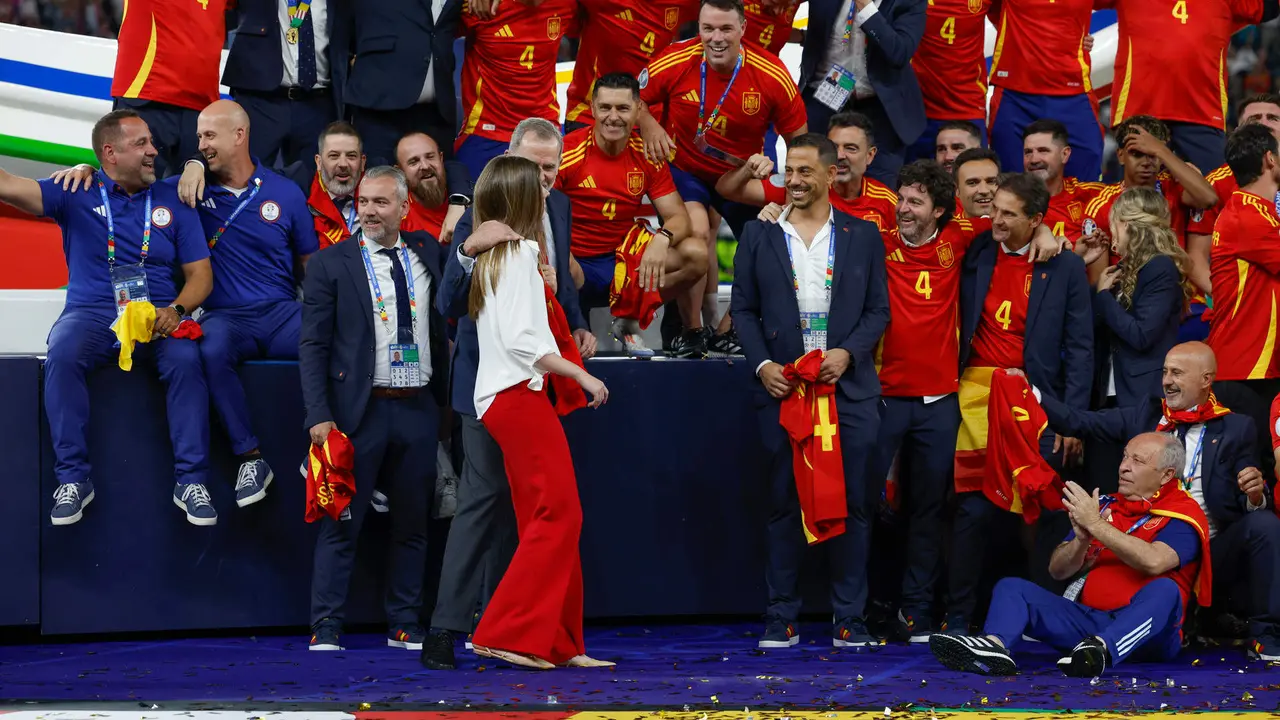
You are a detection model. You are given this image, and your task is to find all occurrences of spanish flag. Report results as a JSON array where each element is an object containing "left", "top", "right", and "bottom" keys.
[
  {"left": 610, "top": 220, "right": 665, "bottom": 330},
  {"left": 984, "top": 369, "right": 1064, "bottom": 523},
  {"left": 779, "top": 349, "right": 847, "bottom": 544},
  {"left": 307, "top": 171, "right": 354, "bottom": 250},
  {"left": 954, "top": 365, "right": 996, "bottom": 493},
  {"left": 543, "top": 281, "right": 588, "bottom": 417},
  {"left": 305, "top": 428, "right": 356, "bottom": 523},
  {"left": 1155, "top": 392, "right": 1232, "bottom": 431}
]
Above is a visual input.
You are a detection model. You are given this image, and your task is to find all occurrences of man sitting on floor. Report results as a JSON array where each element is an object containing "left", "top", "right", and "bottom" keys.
[{"left": 931, "top": 432, "right": 1211, "bottom": 677}]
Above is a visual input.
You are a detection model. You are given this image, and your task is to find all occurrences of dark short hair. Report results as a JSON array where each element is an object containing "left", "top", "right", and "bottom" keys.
[
  {"left": 938, "top": 120, "right": 983, "bottom": 143},
  {"left": 997, "top": 172, "right": 1050, "bottom": 218},
  {"left": 1022, "top": 118, "right": 1070, "bottom": 147},
  {"left": 952, "top": 147, "right": 1000, "bottom": 179},
  {"left": 700, "top": 0, "right": 745, "bottom": 21},
  {"left": 828, "top": 111, "right": 876, "bottom": 149},
  {"left": 319, "top": 121, "right": 362, "bottom": 153},
  {"left": 1226, "top": 123, "right": 1278, "bottom": 186},
  {"left": 897, "top": 160, "right": 956, "bottom": 229},
  {"left": 1239, "top": 93, "right": 1280, "bottom": 120},
  {"left": 593, "top": 72, "right": 641, "bottom": 101},
  {"left": 789, "top": 133, "right": 838, "bottom": 169},
  {"left": 91, "top": 109, "right": 144, "bottom": 163},
  {"left": 1114, "top": 114, "right": 1171, "bottom": 145}
]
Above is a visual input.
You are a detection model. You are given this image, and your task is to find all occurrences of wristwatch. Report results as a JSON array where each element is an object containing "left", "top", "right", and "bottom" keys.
[
  {"left": 448, "top": 193, "right": 472, "bottom": 207},
  {"left": 657, "top": 227, "right": 675, "bottom": 241},
  {"left": 169, "top": 304, "right": 187, "bottom": 317}
]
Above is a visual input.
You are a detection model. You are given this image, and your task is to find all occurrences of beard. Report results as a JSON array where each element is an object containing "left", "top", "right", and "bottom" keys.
[
  {"left": 412, "top": 172, "right": 446, "bottom": 207},
  {"left": 324, "top": 169, "right": 357, "bottom": 197}
]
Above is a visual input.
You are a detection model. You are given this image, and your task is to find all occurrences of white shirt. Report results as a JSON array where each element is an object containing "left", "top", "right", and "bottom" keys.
[
  {"left": 416, "top": 0, "right": 450, "bottom": 103},
  {"left": 474, "top": 240, "right": 561, "bottom": 419},
  {"left": 1180, "top": 422, "right": 1216, "bottom": 538},
  {"left": 811, "top": 0, "right": 882, "bottom": 100},
  {"left": 755, "top": 206, "right": 834, "bottom": 376},
  {"left": 278, "top": 0, "right": 330, "bottom": 88},
  {"left": 331, "top": 191, "right": 359, "bottom": 233},
  {"left": 364, "top": 234, "right": 433, "bottom": 387}
]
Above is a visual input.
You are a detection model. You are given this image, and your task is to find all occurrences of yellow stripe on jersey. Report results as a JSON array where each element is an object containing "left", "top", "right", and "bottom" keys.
[
  {"left": 1207, "top": 165, "right": 1233, "bottom": 183},
  {"left": 866, "top": 186, "right": 899, "bottom": 203},
  {"left": 988, "top": 11, "right": 1008, "bottom": 81},
  {"left": 123, "top": 13, "right": 159, "bottom": 98},
  {"left": 1084, "top": 185, "right": 1123, "bottom": 217},
  {"left": 1251, "top": 292, "right": 1278, "bottom": 379},
  {"left": 745, "top": 53, "right": 798, "bottom": 100},
  {"left": 1233, "top": 259, "right": 1250, "bottom": 316},
  {"left": 1219, "top": 50, "right": 1229, "bottom": 130},
  {"left": 646, "top": 44, "right": 702, "bottom": 78},
  {"left": 954, "top": 217, "right": 973, "bottom": 233},
  {"left": 560, "top": 141, "right": 592, "bottom": 170},
  {"left": 1113, "top": 40, "right": 1134, "bottom": 124},
  {"left": 1241, "top": 192, "right": 1280, "bottom": 227},
  {"left": 461, "top": 78, "right": 486, "bottom": 136},
  {"left": 1075, "top": 35, "right": 1092, "bottom": 94}
]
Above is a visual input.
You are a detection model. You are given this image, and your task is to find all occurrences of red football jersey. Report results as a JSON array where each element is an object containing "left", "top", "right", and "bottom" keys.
[
  {"left": 111, "top": 0, "right": 227, "bottom": 111},
  {"left": 1084, "top": 174, "right": 1190, "bottom": 250},
  {"left": 1205, "top": 190, "right": 1280, "bottom": 381},
  {"left": 1188, "top": 164, "right": 1240, "bottom": 235},
  {"left": 557, "top": 128, "right": 679, "bottom": 257},
  {"left": 743, "top": 0, "right": 802, "bottom": 53},
  {"left": 640, "top": 39, "right": 806, "bottom": 183},
  {"left": 913, "top": 0, "right": 991, "bottom": 120},
  {"left": 564, "top": 0, "right": 690, "bottom": 125},
  {"left": 969, "top": 249, "right": 1034, "bottom": 369},
  {"left": 401, "top": 196, "right": 448, "bottom": 242},
  {"left": 458, "top": 0, "right": 577, "bottom": 145},
  {"left": 1270, "top": 391, "right": 1280, "bottom": 450},
  {"left": 988, "top": 0, "right": 1094, "bottom": 96},
  {"left": 878, "top": 217, "right": 981, "bottom": 396},
  {"left": 1103, "top": 0, "right": 1264, "bottom": 128},
  {"left": 762, "top": 176, "right": 899, "bottom": 232},
  {"left": 1045, "top": 178, "right": 1107, "bottom": 244}
]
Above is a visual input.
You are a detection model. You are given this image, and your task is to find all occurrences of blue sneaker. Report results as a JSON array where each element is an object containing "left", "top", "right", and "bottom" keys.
[
  {"left": 51, "top": 481, "right": 94, "bottom": 526},
  {"left": 758, "top": 617, "right": 799, "bottom": 648},
  {"left": 941, "top": 614, "right": 971, "bottom": 637},
  {"left": 173, "top": 482, "right": 217, "bottom": 526},
  {"left": 388, "top": 624, "right": 426, "bottom": 650},
  {"left": 833, "top": 617, "right": 877, "bottom": 647},
  {"left": 310, "top": 618, "right": 344, "bottom": 651},
  {"left": 234, "top": 457, "right": 273, "bottom": 507}
]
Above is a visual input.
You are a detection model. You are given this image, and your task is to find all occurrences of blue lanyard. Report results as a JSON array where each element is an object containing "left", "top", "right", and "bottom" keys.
[
  {"left": 357, "top": 234, "right": 418, "bottom": 333},
  {"left": 697, "top": 53, "right": 742, "bottom": 139},
  {"left": 98, "top": 178, "right": 152, "bottom": 266},
  {"left": 782, "top": 217, "right": 837, "bottom": 302},
  {"left": 208, "top": 179, "right": 263, "bottom": 249},
  {"left": 1273, "top": 190, "right": 1280, "bottom": 217},
  {"left": 344, "top": 201, "right": 358, "bottom": 233},
  {"left": 1181, "top": 429, "right": 1206, "bottom": 491}
]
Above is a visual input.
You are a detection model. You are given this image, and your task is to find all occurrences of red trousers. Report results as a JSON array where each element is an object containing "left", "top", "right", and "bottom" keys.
[{"left": 473, "top": 383, "right": 585, "bottom": 663}]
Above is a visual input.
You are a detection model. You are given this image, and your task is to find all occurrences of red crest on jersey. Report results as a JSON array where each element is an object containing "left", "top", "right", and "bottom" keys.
[
  {"left": 627, "top": 171, "right": 645, "bottom": 196},
  {"left": 1068, "top": 201, "right": 1083, "bottom": 223},
  {"left": 967, "top": 0, "right": 983, "bottom": 12},
  {"left": 863, "top": 212, "right": 883, "bottom": 230},
  {"left": 1142, "top": 517, "right": 1163, "bottom": 530},
  {"left": 937, "top": 241, "right": 955, "bottom": 269},
  {"left": 1024, "top": 276, "right": 1032, "bottom": 297},
  {"left": 547, "top": 16, "right": 563, "bottom": 39},
  {"left": 664, "top": 7, "right": 680, "bottom": 28},
  {"left": 742, "top": 91, "right": 762, "bottom": 116}
]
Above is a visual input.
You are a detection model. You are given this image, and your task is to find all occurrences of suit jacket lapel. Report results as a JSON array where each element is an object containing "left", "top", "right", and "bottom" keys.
[
  {"left": 1200, "top": 420, "right": 1221, "bottom": 482},
  {"left": 973, "top": 242, "right": 995, "bottom": 329},
  {"left": 830, "top": 217, "right": 850, "bottom": 297},
  {"left": 1026, "top": 261, "right": 1047, "bottom": 336},
  {"left": 343, "top": 237, "right": 375, "bottom": 337},
  {"left": 768, "top": 224, "right": 800, "bottom": 315}
]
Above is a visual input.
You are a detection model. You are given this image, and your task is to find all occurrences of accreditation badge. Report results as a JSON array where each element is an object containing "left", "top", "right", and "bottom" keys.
[
  {"left": 110, "top": 263, "right": 150, "bottom": 317},
  {"left": 815, "top": 64, "right": 855, "bottom": 112},
  {"left": 389, "top": 343, "right": 422, "bottom": 388},
  {"left": 799, "top": 311, "right": 829, "bottom": 354},
  {"left": 693, "top": 134, "right": 745, "bottom": 167}
]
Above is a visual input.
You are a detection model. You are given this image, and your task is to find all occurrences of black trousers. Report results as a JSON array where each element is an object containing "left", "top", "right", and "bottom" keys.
[
  {"left": 430, "top": 413, "right": 518, "bottom": 634},
  {"left": 113, "top": 97, "right": 199, "bottom": 180},
  {"left": 1211, "top": 511, "right": 1280, "bottom": 639},
  {"left": 349, "top": 102, "right": 456, "bottom": 168},
  {"left": 310, "top": 391, "right": 439, "bottom": 628},
  {"left": 761, "top": 394, "right": 878, "bottom": 623},
  {"left": 233, "top": 88, "right": 336, "bottom": 170}
]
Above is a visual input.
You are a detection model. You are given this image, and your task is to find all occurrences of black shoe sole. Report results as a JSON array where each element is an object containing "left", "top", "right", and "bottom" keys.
[
  {"left": 1058, "top": 650, "right": 1105, "bottom": 678},
  {"left": 930, "top": 634, "right": 1016, "bottom": 676}
]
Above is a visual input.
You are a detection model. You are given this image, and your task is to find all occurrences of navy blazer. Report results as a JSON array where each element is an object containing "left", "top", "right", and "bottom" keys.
[
  {"left": 299, "top": 230, "right": 449, "bottom": 434},
  {"left": 436, "top": 189, "right": 585, "bottom": 416},
  {"left": 221, "top": 0, "right": 350, "bottom": 117},
  {"left": 800, "top": 0, "right": 927, "bottom": 145},
  {"left": 960, "top": 233, "right": 1093, "bottom": 408},
  {"left": 1037, "top": 393, "right": 1265, "bottom": 528},
  {"left": 343, "top": 0, "right": 462, "bottom": 120},
  {"left": 1093, "top": 254, "right": 1183, "bottom": 407},
  {"left": 730, "top": 210, "right": 890, "bottom": 404}
]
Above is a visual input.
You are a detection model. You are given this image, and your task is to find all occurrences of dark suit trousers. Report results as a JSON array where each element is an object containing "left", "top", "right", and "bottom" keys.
[
  {"left": 311, "top": 392, "right": 439, "bottom": 628},
  {"left": 430, "top": 413, "right": 518, "bottom": 634},
  {"left": 871, "top": 395, "right": 959, "bottom": 613},
  {"left": 761, "top": 395, "right": 878, "bottom": 623},
  {"left": 802, "top": 92, "right": 905, "bottom": 186},
  {"left": 113, "top": 98, "right": 199, "bottom": 180},
  {"left": 233, "top": 89, "right": 336, "bottom": 169},
  {"left": 350, "top": 103, "right": 456, "bottom": 168},
  {"left": 1211, "top": 511, "right": 1280, "bottom": 638}
]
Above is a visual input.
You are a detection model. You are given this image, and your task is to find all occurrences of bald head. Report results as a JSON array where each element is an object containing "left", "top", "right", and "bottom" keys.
[
  {"left": 1162, "top": 342, "right": 1217, "bottom": 410},
  {"left": 197, "top": 100, "right": 252, "bottom": 180}
]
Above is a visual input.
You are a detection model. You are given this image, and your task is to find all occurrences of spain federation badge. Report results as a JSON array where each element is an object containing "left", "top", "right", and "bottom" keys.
[
  {"left": 627, "top": 171, "right": 645, "bottom": 196},
  {"left": 741, "top": 91, "right": 761, "bottom": 116},
  {"left": 937, "top": 241, "right": 954, "bottom": 269}
]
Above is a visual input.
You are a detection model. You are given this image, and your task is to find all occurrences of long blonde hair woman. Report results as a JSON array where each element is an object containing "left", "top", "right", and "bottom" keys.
[
  {"left": 466, "top": 155, "right": 611, "bottom": 671},
  {"left": 1083, "top": 186, "right": 1190, "bottom": 405}
]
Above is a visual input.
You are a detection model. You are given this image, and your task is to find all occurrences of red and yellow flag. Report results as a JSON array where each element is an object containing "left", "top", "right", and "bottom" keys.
[
  {"left": 306, "top": 429, "right": 356, "bottom": 523},
  {"left": 543, "top": 281, "right": 588, "bottom": 417},
  {"left": 307, "top": 172, "right": 354, "bottom": 250},
  {"left": 984, "top": 369, "right": 1064, "bottom": 523},
  {"left": 610, "top": 220, "right": 665, "bottom": 330},
  {"left": 779, "top": 350, "right": 847, "bottom": 544},
  {"left": 1156, "top": 392, "right": 1232, "bottom": 432},
  {"left": 955, "top": 365, "right": 996, "bottom": 493}
]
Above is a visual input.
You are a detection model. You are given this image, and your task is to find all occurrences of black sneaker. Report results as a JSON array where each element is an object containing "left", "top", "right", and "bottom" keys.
[
  {"left": 421, "top": 629, "right": 457, "bottom": 669},
  {"left": 309, "top": 618, "right": 343, "bottom": 651},
  {"left": 897, "top": 609, "right": 935, "bottom": 644},
  {"left": 833, "top": 617, "right": 877, "bottom": 647},
  {"left": 1248, "top": 635, "right": 1280, "bottom": 662},
  {"left": 707, "top": 328, "right": 742, "bottom": 356},
  {"left": 1057, "top": 636, "right": 1109, "bottom": 677},
  {"left": 929, "top": 633, "right": 1017, "bottom": 675},
  {"left": 758, "top": 617, "right": 799, "bottom": 648},
  {"left": 667, "top": 328, "right": 709, "bottom": 359}
]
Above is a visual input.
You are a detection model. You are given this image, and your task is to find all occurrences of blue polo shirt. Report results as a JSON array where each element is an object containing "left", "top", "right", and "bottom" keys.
[
  {"left": 40, "top": 172, "right": 208, "bottom": 318},
  {"left": 170, "top": 162, "right": 317, "bottom": 310}
]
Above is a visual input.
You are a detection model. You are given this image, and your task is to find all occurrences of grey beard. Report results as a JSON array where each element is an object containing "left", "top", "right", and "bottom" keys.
[{"left": 325, "top": 173, "right": 357, "bottom": 196}]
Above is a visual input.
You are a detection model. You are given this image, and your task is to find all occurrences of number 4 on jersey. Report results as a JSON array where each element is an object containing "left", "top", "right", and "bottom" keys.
[
  {"left": 915, "top": 270, "right": 933, "bottom": 299},
  {"left": 1172, "top": 0, "right": 1188, "bottom": 23}
]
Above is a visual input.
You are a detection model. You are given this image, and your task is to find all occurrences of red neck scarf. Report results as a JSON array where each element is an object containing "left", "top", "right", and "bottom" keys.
[
  {"left": 1156, "top": 393, "right": 1231, "bottom": 432},
  {"left": 543, "top": 281, "right": 587, "bottom": 416},
  {"left": 307, "top": 172, "right": 355, "bottom": 249}
]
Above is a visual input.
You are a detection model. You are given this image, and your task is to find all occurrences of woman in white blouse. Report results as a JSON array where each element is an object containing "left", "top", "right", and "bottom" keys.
[{"left": 466, "top": 155, "right": 611, "bottom": 670}]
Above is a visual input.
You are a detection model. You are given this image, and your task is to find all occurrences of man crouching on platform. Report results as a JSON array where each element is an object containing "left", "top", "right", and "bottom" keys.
[
  {"left": 932, "top": 432, "right": 1211, "bottom": 677},
  {"left": 731, "top": 133, "right": 889, "bottom": 648}
]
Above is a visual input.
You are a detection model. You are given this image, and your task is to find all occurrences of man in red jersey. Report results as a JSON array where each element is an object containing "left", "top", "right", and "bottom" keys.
[
  {"left": 953, "top": 147, "right": 1001, "bottom": 219},
  {"left": 558, "top": 73, "right": 705, "bottom": 356},
  {"left": 454, "top": 0, "right": 578, "bottom": 180},
  {"left": 717, "top": 112, "right": 899, "bottom": 232},
  {"left": 1081, "top": 116, "right": 1218, "bottom": 283},
  {"left": 744, "top": 0, "right": 804, "bottom": 52},
  {"left": 111, "top": 0, "right": 228, "bottom": 179},
  {"left": 396, "top": 133, "right": 460, "bottom": 243},
  {"left": 308, "top": 122, "right": 366, "bottom": 249},
  {"left": 563, "top": 0, "right": 696, "bottom": 135},
  {"left": 934, "top": 121, "right": 984, "bottom": 174},
  {"left": 907, "top": 0, "right": 990, "bottom": 163},
  {"left": 1100, "top": 0, "right": 1279, "bottom": 175},
  {"left": 637, "top": 0, "right": 808, "bottom": 358},
  {"left": 986, "top": 0, "right": 1102, "bottom": 181},
  {"left": 1022, "top": 119, "right": 1105, "bottom": 245}
]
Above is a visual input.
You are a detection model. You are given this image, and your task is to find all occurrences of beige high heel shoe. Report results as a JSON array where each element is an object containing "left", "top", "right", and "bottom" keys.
[
  {"left": 472, "top": 645, "right": 555, "bottom": 670},
  {"left": 559, "top": 654, "right": 616, "bottom": 668}
]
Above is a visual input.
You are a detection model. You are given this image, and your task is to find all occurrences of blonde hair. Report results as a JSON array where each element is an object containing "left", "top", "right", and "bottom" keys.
[
  {"left": 467, "top": 155, "right": 547, "bottom": 320},
  {"left": 1109, "top": 186, "right": 1194, "bottom": 315}
]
